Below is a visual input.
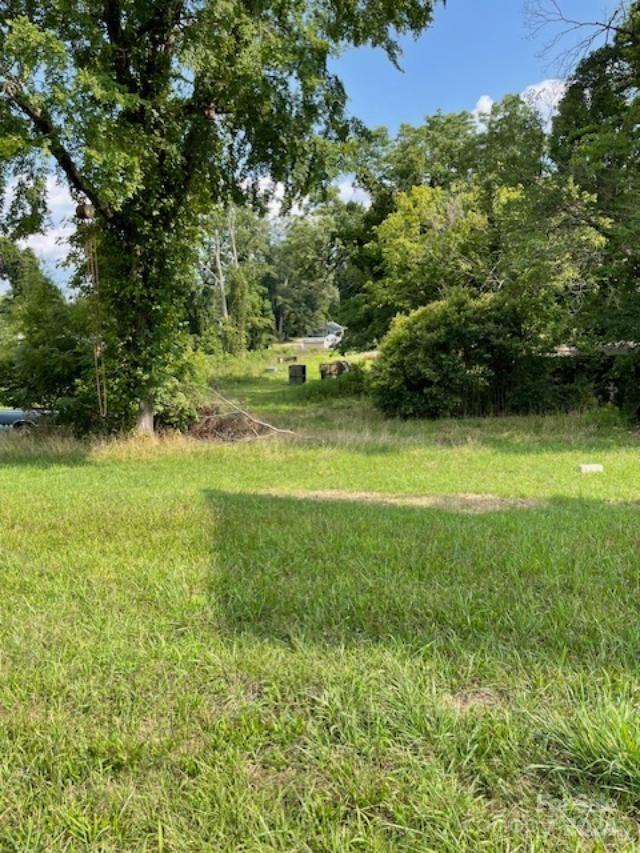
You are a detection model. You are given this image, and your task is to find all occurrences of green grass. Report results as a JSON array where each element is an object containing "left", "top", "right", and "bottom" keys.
[{"left": 2, "top": 355, "right": 640, "bottom": 849}]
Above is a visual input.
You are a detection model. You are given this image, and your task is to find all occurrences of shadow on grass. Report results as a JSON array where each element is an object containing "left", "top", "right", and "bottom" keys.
[{"left": 206, "top": 489, "right": 640, "bottom": 665}]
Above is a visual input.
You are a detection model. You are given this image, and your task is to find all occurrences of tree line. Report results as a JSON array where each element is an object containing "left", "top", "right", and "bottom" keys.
[{"left": 0, "top": 0, "right": 638, "bottom": 428}]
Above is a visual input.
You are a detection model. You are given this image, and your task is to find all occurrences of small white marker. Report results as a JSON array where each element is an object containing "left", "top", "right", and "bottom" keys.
[{"left": 579, "top": 464, "right": 604, "bottom": 474}]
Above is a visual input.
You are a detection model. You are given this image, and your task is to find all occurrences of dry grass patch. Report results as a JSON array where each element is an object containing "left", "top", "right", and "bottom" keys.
[
  {"left": 445, "top": 688, "right": 501, "bottom": 714},
  {"left": 257, "top": 488, "right": 544, "bottom": 513}
]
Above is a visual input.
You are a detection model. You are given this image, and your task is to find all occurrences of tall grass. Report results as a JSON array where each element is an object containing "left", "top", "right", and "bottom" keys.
[{"left": 541, "top": 689, "right": 640, "bottom": 799}]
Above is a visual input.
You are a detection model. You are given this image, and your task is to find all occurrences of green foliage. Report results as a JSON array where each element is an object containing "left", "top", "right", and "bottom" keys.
[
  {"left": 387, "top": 111, "right": 479, "bottom": 192},
  {"left": 492, "top": 179, "right": 607, "bottom": 341},
  {"left": 0, "top": 241, "right": 92, "bottom": 414},
  {"left": 268, "top": 212, "right": 339, "bottom": 339},
  {"left": 329, "top": 87, "right": 610, "bottom": 420},
  {"left": 597, "top": 352, "right": 640, "bottom": 418},
  {"left": 370, "top": 291, "right": 531, "bottom": 418},
  {"left": 375, "top": 183, "right": 491, "bottom": 311},
  {"left": 291, "top": 362, "right": 368, "bottom": 401},
  {"left": 195, "top": 205, "right": 275, "bottom": 355},
  {"left": 366, "top": 170, "right": 605, "bottom": 368},
  {"left": 549, "top": 7, "right": 640, "bottom": 341},
  {"left": 334, "top": 93, "right": 603, "bottom": 354},
  {"left": 153, "top": 341, "right": 211, "bottom": 431},
  {"left": 0, "top": 0, "right": 441, "bottom": 427},
  {"left": 476, "top": 94, "right": 545, "bottom": 189},
  {"left": 369, "top": 287, "right": 613, "bottom": 420}
]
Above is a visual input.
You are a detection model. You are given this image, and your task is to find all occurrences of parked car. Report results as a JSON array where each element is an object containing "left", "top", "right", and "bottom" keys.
[
  {"left": 0, "top": 409, "right": 43, "bottom": 431},
  {"left": 301, "top": 321, "right": 345, "bottom": 350}
]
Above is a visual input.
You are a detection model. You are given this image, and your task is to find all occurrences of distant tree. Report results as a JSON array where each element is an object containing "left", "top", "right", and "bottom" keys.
[
  {"left": 491, "top": 179, "right": 607, "bottom": 345},
  {"left": 476, "top": 95, "right": 546, "bottom": 190},
  {"left": 333, "top": 95, "right": 550, "bottom": 348},
  {"left": 0, "top": 240, "right": 91, "bottom": 411},
  {"left": 193, "top": 206, "right": 274, "bottom": 353},
  {"left": 268, "top": 213, "right": 339, "bottom": 339},
  {"left": 550, "top": 7, "right": 640, "bottom": 340},
  {"left": 389, "top": 112, "right": 479, "bottom": 191},
  {"left": 374, "top": 183, "right": 491, "bottom": 312},
  {"left": 0, "top": 235, "right": 46, "bottom": 300}
]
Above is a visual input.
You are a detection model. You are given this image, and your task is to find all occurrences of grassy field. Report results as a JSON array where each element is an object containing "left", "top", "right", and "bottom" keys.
[{"left": 2, "top": 351, "right": 640, "bottom": 849}]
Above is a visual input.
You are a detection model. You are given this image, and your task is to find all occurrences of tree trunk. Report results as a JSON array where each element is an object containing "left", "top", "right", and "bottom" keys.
[
  {"left": 214, "top": 230, "right": 229, "bottom": 320},
  {"left": 136, "top": 397, "right": 155, "bottom": 435}
]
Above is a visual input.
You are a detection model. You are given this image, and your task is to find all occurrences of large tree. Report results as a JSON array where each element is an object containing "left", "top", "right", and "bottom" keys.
[
  {"left": 332, "top": 95, "right": 554, "bottom": 347},
  {"left": 549, "top": 4, "right": 640, "bottom": 340},
  {"left": 0, "top": 0, "right": 441, "bottom": 431}
]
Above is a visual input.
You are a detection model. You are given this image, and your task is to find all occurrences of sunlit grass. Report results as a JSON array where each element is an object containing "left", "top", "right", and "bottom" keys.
[{"left": 0, "top": 360, "right": 639, "bottom": 847}]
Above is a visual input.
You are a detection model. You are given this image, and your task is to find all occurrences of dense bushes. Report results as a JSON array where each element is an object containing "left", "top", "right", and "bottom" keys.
[
  {"left": 370, "top": 289, "right": 640, "bottom": 420},
  {"left": 372, "top": 292, "right": 602, "bottom": 419},
  {"left": 370, "top": 291, "right": 535, "bottom": 418},
  {"left": 0, "top": 242, "right": 214, "bottom": 433},
  {"left": 602, "top": 352, "right": 640, "bottom": 418},
  {"left": 0, "top": 258, "right": 93, "bottom": 417}
]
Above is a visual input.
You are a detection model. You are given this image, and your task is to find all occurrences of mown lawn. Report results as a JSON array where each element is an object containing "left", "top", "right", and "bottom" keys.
[{"left": 1, "top": 354, "right": 640, "bottom": 849}]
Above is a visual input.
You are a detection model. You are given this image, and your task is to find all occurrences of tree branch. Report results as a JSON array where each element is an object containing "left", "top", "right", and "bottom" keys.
[
  {"left": 1, "top": 75, "right": 113, "bottom": 221},
  {"left": 526, "top": 1, "right": 638, "bottom": 71},
  {"left": 101, "top": 0, "right": 138, "bottom": 94},
  {"left": 139, "top": 0, "right": 185, "bottom": 100}
]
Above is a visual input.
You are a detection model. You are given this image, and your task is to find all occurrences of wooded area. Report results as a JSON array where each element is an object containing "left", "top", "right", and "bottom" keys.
[{"left": 0, "top": 2, "right": 638, "bottom": 432}]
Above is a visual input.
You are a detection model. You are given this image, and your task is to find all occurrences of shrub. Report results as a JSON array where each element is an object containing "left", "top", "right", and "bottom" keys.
[
  {"left": 0, "top": 276, "right": 93, "bottom": 415},
  {"left": 600, "top": 351, "right": 640, "bottom": 417},
  {"left": 369, "top": 290, "right": 640, "bottom": 421},
  {"left": 154, "top": 344, "right": 211, "bottom": 431},
  {"left": 370, "top": 291, "right": 530, "bottom": 419},
  {"left": 509, "top": 354, "right": 598, "bottom": 415}
]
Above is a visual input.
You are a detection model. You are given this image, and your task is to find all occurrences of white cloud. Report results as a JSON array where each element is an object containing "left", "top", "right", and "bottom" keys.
[
  {"left": 472, "top": 79, "right": 567, "bottom": 132},
  {"left": 8, "top": 176, "right": 75, "bottom": 285},
  {"left": 21, "top": 225, "right": 72, "bottom": 270},
  {"left": 336, "top": 177, "right": 371, "bottom": 207},
  {"left": 473, "top": 94, "right": 495, "bottom": 126},
  {"left": 521, "top": 78, "right": 567, "bottom": 130}
]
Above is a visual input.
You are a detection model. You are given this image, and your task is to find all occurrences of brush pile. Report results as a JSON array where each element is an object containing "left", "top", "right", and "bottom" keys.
[{"left": 188, "top": 405, "right": 272, "bottom": 441}]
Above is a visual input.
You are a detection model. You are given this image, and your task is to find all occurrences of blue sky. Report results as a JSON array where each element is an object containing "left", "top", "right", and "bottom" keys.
[{"left": 333, "top": 0, "right": 618, "bottom": 131}]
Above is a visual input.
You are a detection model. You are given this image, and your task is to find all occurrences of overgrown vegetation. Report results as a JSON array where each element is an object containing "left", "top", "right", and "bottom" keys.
[
  {"left": 1, "top": 2, "right": 639, "bottom": 846},
  {"left": 0, "top": 0, "right": 441, "bottom": 430},
  {"left": 1, "top": 3, "right": 638, "bottom": 431}
]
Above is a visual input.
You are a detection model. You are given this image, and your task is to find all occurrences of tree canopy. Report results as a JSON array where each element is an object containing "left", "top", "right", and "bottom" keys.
[
  {"left": 2, "top": 1, "right": 639, "bottom": 429},
  {"left": 0, "top": 0, "right": 441, "bottom": 429}
]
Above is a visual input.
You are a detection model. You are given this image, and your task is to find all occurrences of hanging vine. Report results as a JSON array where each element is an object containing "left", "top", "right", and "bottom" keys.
[{"left": 77, "top": 202, "right": 108, "bottom": 418}]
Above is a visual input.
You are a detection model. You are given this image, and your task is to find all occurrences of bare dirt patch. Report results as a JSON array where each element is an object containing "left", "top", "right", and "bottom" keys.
[
  {"left": 259, "top": 489, "right": 543, "bottom": 514},
  {"left": 445, "top": 689, "right": 500, "bottom": 713},
  {"left": 245, "top": 762, "right": 301, "bottom": 790}
]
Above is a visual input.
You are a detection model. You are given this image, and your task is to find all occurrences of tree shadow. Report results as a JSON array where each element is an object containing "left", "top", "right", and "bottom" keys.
[{"left": 206, "top": 489, "right": 640, "bottom": 666}]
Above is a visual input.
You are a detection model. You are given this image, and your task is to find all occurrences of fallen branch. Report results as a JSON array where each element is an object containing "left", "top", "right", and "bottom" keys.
[{"left": 209, "top": 387, "right": 299, "bottom": 438}]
